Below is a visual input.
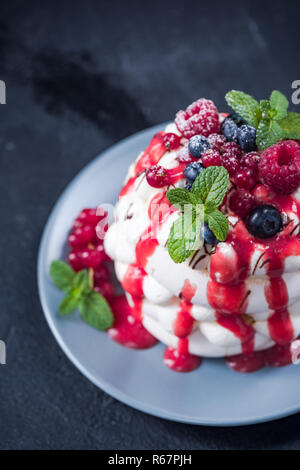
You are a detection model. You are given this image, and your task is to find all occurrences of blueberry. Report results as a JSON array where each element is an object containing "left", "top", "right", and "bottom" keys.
[
  {"left": 247, "top": 205, "right": 283, "bottom": 239},
  {"left": 184, "top": 161, "right": 204, "bottom": 188},
  {"left": 188, "top": 135, "right": 210, "bottom": 158},
  {"left": 228, "top": 112, "right": 245, "bottom": 127},
  {"left": 202, "top": 223, "right": 218, "bottom": 245},
  {"left": 237, "top": 124, "right": 257, "bottom": 152},
  {"left": 221, "top": 117, "right": 239, "bottom": 143}
]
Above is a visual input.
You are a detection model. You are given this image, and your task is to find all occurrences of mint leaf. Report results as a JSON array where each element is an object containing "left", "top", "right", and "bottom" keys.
[
  {"left": 256, "top": 118, "right": 283, "bottom": 151},
  {"left": 225, "top": 91, "right": 261, "bottom": 127},
  {"left": 50, "top": 260, "right": 75, "bottom": 292},
  {"left": 167, "top": 208, "right": 204, "bottom": 263},
  {"left": 59, "top": 295, "right": 80, "bottom": 315},
  {"left": 260, "top": 99, "right": 270, "bottom": 115},
  {"left": 205, "top": 209, "right": 229, "bottom": 242},
  {"left": 167, "top": 188, "right": 198, "bottom": 209},
  {"left": 79, "top": 291, "right": 114, "bottom": 330},
  {"left": 192, "top": 166, "right": 229, "bottom": 207},
  {"left": 73, "top": 270, "right": 89, "bottom": 291},
  {"left": 269, "top": 90, "right": 288, "bottom": 121},
  {"left": 279, "top": 112, "right": 300, "bottom": 139}
]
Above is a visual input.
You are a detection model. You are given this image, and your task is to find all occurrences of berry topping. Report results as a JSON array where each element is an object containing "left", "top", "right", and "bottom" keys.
[
  {"left": 229, "top": 189, "right": 256, "bottom": 219},
  {"left": 237, "top": 124, "right": 257, "bottom": 152},
  {"left": 264, "top": 343, "right": 293, "bottom": 367},
  {"left": 258, "top": 140, "right": 300, "bottom": 194},
  {"left": 226, "top": 350, "right": 265, "bottom": 373},
  {"left": 184, "top": 161, "right": 204, "bottom": 188},
  {"left": 77, "top": 208, "right": 103, "bottom": 226},
  {"left": 221, "top": 117, "right": 239, "bottom": 143},
  {"left": 67, "top": 225, "right": 95, "bottom": 248},
  {"left": 146, "top": 165, "right": 171, "bottom": 188},
  {"left": 67, "top": 250, "right": 83, "bottom": 271},
  {"left": 222, "top": 154, "right": 240, "bottom": 177},
  {"left": 208, "top": 133, "right": 226, "bottom": 151},
  {"left": 201, "top": 149, "right": 222, "bottom": 168},
  {"left": 188, "top": 135, "right": 210, "bottom": 158},
  {"left": 175, "top": 98, "right": 220, "bottom": 139},
  {"left": 94, "top": 281, "right": 115, "bottom": 301},
  {"left": 80, "top": 247, "right": 104, "bottom": 268},
  {"left": 234, "top": 168, "right": 258, "bottom": 190},
  {"left": 203, "top": 223, "right": 218, "bottom": 245},
  {"left": 177, "top": 145, "right": 194, "bottom": 164},
  {"left": 246, "top": 204, "right": 283, "bottom": 239},
  {"left": 163, "top": 132, "right": 181, "bottom": 150},
  {"left": 240, "top": 151, "right": 260, "bottom": 172}
]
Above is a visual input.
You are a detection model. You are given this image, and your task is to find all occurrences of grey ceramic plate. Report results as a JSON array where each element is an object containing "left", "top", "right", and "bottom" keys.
[{"left": 38, "top": 123, "right": 300, "bottom": 426}]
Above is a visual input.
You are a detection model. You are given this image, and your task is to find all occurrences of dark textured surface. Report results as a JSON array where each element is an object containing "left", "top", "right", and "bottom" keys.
[{"left": 1, "top": 0, "right": 300, "bottom": 450}]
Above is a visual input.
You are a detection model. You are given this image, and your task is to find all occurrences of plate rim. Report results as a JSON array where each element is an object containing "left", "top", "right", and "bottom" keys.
[{"left": 37, "top": 123, "right": 300, "bottom": 427}]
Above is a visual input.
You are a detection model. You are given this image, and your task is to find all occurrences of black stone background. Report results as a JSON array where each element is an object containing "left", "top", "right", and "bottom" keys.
[{"left": 0, "top": 0, "right": 300, "bottom": 450}]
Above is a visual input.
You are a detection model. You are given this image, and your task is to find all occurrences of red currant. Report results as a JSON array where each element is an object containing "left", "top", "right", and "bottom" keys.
[
  {"left": 163, "top": 133, "right": 181, "bottom": 150},
  {"left": 235, "top": 168, "right": 258, "bottom": 190},
  {"left": 77, "top": 208, "right": 106, "bottom": 227},
  {"left": 221, "top": 154, "right": 240, "bottom": 176},
  {"left": 146, "top": 165, "right": 171, "bottom": 188}
]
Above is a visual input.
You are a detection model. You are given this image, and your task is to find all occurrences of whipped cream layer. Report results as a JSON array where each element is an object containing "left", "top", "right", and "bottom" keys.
[{"left": 104, "top": 122, "right": 300, "bottom": 357}]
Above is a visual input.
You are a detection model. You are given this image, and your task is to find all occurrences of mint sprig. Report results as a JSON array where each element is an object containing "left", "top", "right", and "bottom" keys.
[
  {"left": 49, "top": 260, "right": 114, "bottom": 330},
  {"left": 166, "top": 166, "right": 229, "bottom": 263},
  {"left": 225, "top": 89, "right": 300, "bottom": 150}
]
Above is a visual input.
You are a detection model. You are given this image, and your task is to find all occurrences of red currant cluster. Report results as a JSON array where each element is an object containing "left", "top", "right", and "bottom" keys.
[{"left": 67, "top": 208, "right": 115, "bottom": 301}]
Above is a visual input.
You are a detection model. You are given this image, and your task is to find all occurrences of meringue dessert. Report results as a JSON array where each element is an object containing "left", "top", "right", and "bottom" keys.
[{"left": 104, "top": 90, "right": 300, "bottom": 372}]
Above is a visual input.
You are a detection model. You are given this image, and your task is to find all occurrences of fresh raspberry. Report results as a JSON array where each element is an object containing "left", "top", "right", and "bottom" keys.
[
  {"left": 201, "top": 149, "right": 222, "bottom": 167},
  {"left": 222, "top": 142, "right": 242, "bottom": 159},
  {"left": 80, "top": 247, "right": 103, "bottom": 268},
  {"left": 221, "top": 154, "right": 240, "bottom": 176},
  {"left": 229, "top": 189, "right": 256, "bottom": 219},
  {"left": 163, "top": 132, "right": 181, "bottom": 150},
  {"left": 208, "top": 133, "right": 226, "bottom": 151},
  {"left": 67, "top": 225, "right": 95, "bottom": 248},
  {"left": 258, "top": 140, "right": 300, "bottom": 194},
  {"left": 77, "top": 208, "right": 104, "bottom": 227},
  {"left": 67, "top": 250, "right": 83, "bottom": 271},
  {"left": 175, "top": 98, "right": 220, "bottom": 139},
  {"left": 234, "top": 168, "right": 258, "bottom": 190},
  {"left": 146, "top": 165, "right": 171, "bottom": 188}
]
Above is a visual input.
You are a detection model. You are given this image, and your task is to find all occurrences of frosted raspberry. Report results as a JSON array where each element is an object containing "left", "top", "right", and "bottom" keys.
[
  {"left": 221, "top": 154, "right": 240, "bottom": 176},
  {"left": 201, "top": 149, "right": 222, "bottom": 167},
  {"left": 229, "top": 189, "right": 256, "bottom": 219},
  {"left": 222, "top": 142, "right": 243, "bottom": 159},
  {"left": 258, "top": 140, "right": 300, "bottom": 194},
  {"left": 175, "top": 98, "right": 220, "bottom": 139},
  {"left": 177, "top": 145, "right": 194, "bottom": 164},
  {"left": 208, "top": 133, "right": 226, "bottom": 151}
]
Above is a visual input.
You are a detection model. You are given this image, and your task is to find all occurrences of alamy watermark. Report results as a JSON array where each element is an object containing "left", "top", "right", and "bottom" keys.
[
  {"left": 0, "top": 80, "right": 6, "bottom": 104},
  {"left": 291, "top": 80, "right": 300, "bottom": 105},
  {"left": 0, "top": 340, "right": 6, "bottom": 365}
]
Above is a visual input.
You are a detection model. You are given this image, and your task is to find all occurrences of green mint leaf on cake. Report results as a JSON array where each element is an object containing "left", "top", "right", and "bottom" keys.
[
  {"left": 278, "top": 112, "right": 300, "bottom": 140},
  {"left": 166, "top": 167, "right": 230, "bottom": 263},
  {"left": 167, "top": 187, "right": 198, "bottom": 209},
  {"left": 49, "top": 260, "right": 113, "bottom": 330},
  {"left": 256, "top": 118, "right": 283, "bottom": 151},
  {"left": 204, "top": 208, "right": 229, "bottom": 242},
  {"left": 79, "top": 290, "right": 114, "bottom": 331},
  {"left": 191, "top": 166, "right": 229, "bottom": 207},
  {"left": 269, "top": 90, "right": 289, "bottom": 121},
  {"left": 225, "top": 90, "right": 261, "bottom": 127}
]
